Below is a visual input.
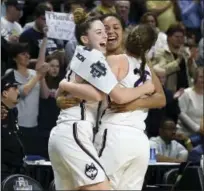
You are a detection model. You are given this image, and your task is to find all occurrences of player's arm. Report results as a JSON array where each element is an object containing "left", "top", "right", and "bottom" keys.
[
  {"left": 58, "top": 55, "right": 155, "bottom": 104},
  {"left": 59, "top": 78, "right": 105, "bottom": 101},
  {"left": 107, "top": 56, "right": 155, "bottom": 104},
  {"left": 129, "top": 64, "right": 166, "bottom": 109},
  {"left": 118, "top": 64, "right": 166, "bottom": 111}
]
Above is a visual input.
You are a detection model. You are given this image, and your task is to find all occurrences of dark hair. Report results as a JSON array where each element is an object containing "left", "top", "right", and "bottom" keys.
[
  {"left": 166, "top": 23, "right": 185, "bottom": 37},
  {"left": 9, "top": 42, "right": 29, "bottom": 58},
  {"left": 100, "top": 13, "right": 126, "bottom": 31},
  {"left": 34, "top": 3, "right": 52, "bottom": 18},
  {"left": 46, "top": 51, "right": 63, "bottom": 65},
  {"left": 75, "top": 16, "right": 101, "bottom": 45},
  {"left": 8, "top": 42, "right": 29, "bottom": 69},
  {"left": 125, "top": 24, "right": 157, "bottom": 82},
  {"left": 160, "top": 117, "right": 175, "bottom": 129},
  {"left": 140, "top": 12, "right": 158, "bottom": 27}
]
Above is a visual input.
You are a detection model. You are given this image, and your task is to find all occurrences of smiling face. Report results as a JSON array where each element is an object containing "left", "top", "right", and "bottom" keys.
[
  {"left": 103, "top": 16, "right": 124, "bottom": 54},
  {"left": 83, "top": 20, "right": 107, "bottom": 54}
]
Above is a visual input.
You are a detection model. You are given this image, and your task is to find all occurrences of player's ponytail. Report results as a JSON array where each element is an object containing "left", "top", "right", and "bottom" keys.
[{"left": 125, "top": 24, "right": 157, "bottom": 81}]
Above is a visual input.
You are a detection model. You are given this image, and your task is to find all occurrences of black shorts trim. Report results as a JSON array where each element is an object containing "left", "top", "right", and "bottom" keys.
[
  {"left": 72, "top": 122, "right": 109, "bottom": 180},
  {"left": 98, "top": 129, "right": 107, "bottom": 157},
  {"left": 80, "top": 100, "right": 86, "bottom": 120}
]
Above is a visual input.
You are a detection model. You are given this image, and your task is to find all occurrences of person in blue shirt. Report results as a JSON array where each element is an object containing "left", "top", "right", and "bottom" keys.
[
  {"left": 188, "top": 131, "right": 204, "bottom": 163},
  {"left": 176, "top": 118, "right": 204, "bottom": 163},
  {"left": 178, "top": 0, "right": 202, "bottom": 43}
]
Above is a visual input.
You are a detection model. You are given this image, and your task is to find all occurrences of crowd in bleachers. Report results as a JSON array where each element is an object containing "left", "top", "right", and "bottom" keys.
[{"left": 1, "top": 0, "right": 204, "bottom": 187}]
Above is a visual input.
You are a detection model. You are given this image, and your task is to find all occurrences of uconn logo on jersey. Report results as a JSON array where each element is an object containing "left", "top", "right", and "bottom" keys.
[
  {"left": 134, "top": 68, "right": 151, "bottom": 87},
  {"left": 85, "top": 163, "right": 98, "bottom": 180},
  {"left": 90, "top": 61, "right": 107, "bottom": 78}
]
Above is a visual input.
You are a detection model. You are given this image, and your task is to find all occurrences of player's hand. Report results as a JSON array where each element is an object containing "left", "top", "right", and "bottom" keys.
[
  {"left": 56, "top": 96, "right": 81, "bottom": 109},
  {"left": 109, "top": 101, "right": 137, "bottom": 113},
  {"left": 144, "top": 80, "right": 155, "bottom": 94},
  {"left": 1, "top": 105, "right": 8, "bottom": 120}
]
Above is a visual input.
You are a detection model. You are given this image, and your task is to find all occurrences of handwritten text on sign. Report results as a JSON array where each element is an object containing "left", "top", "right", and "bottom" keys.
[{"left": 45, "top": 11, "right": 75, "bottom": 40}]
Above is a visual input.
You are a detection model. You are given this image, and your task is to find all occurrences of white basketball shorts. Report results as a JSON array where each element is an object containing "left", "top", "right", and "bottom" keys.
[
  {"left": 94, "top": 124, "right": 150, "bottom": 190},
  {"left": 48, "top": 121, "right": 108, "bottom": 190}
]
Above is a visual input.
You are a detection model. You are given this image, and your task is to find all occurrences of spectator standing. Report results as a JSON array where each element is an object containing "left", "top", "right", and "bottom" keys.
[
  {"left": 19, "top": 4, "right": 63, "bottom": 59},
  {"left": 146, "top": 0, "right": 181, "bottom": 32},
  {"left": 140, "top": 12, "right": 167, "bottom": 60},
  {"left": 178, "top": 0, "right": 202, "bottom": 43},
  {"left": 1, "top": 71, "right": 25, "bottom": 181},
  {"left": 8, "top": 31, "right": 50, "bottom": 155},
  {"left": 38, "top": 52, "right": 63, "bottom": 158},
  {"left": 129, "top": 0, "right": 147, "bottom": 25},
  {"left": 150, "top": 118, "right": 188, "bottom": 163},
  {"left": 115, "top": 0, "right": 132, "bottom": 27},
  {"left": 23, "top": 1, "right": 54, "bottom": 32},
  {"left": 1, "top": 0, "right": 24, "bottom": 42},
  {"left": 152, "top": 24, "right": 197, "bottom": 93},
  {"left": 177, "top": 67, "right": 204, "bottom": 137}
]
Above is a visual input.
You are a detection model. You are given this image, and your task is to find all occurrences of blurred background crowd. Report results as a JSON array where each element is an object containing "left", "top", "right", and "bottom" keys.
[{"left": 1, "top": 0, "right": 204, "bottom": 188}]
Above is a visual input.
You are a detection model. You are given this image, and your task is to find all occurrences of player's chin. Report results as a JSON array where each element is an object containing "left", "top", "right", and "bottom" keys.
[{"left": 99, "top": 47, "right": 107, "bottom": 55}]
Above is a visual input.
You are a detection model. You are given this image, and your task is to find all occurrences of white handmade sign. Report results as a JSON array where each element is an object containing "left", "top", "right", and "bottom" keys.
[
  {"left": 70, "top": 46, "right": 118, "bottom": 94},
  {"left": 45, "top": 11, "right": 75, "bottom": 40}
]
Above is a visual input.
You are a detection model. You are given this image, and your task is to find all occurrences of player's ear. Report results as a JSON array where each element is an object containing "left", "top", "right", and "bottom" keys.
[{"left": 80, "top": 35, "right": 89, "bottom": 45}]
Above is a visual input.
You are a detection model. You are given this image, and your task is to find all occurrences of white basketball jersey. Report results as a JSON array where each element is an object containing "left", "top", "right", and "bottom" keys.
[
  {"left": 100, "top": 55, "right": 152, "bottom": 131},
  {"left": 56, "top": 69, "right": 99, "bottom": 126}
]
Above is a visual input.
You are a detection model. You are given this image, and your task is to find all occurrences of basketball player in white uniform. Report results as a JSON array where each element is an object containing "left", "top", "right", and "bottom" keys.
[
  {"left": 60, "top": 25, "right": 161, "bottom": 190},
  {"left": 48, "top": 17, "right": 112, "bottom": 190},
  {"left": 48, "top": 18, "right": 155, "bottom": 190},
  {"left": 94, "top": 25, "right": 159, "bottom": 190},
  {"left": 94, "top": 56, "right": 152, "bottom": 190}
]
